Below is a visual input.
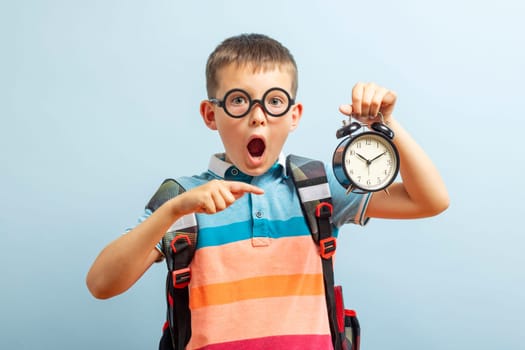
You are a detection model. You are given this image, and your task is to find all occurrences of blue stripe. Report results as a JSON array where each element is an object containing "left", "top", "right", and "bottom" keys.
[
  {"left": 198, "top": 216, "right": 311, "bottom": 248},
  {"left": 198, "top": 221, "right": 252, "bottom": 248}
]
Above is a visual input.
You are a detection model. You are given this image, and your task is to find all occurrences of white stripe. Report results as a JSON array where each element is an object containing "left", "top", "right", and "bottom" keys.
[
  {"left": 297, "top": 183, "right": 331, "bottom": 202},
  {"left": 168, "top": 213, "right": 197, "bottom": 232}
]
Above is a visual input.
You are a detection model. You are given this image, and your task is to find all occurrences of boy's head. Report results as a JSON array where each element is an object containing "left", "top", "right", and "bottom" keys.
[
  {"left": 205, "top": 33, "right": 298, "bottom": 99},
  {"left": 200, "top": 34, "right": 303, "bottom": 177}
]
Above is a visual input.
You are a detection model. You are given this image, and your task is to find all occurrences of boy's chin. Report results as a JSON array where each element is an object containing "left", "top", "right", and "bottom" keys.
[
  {"left": 236, "top": 163, "right": 270, "bottom": 177},
  {"left": 237, "top": 159, "right": 274, "bottom": 177},
  {"left": 225, "top": 153, "right": 273, "bottom": 177}
]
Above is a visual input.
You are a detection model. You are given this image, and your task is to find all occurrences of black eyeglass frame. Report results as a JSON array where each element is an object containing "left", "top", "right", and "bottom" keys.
[{"left": 209, "top": 87, "right": 295, "bottom": 118}]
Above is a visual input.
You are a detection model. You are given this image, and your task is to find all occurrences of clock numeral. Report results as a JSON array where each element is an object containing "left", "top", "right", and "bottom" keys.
[
  {"left": 365, "top": 139, "right": 372, "bottom": 145},
  {"left": 356, "top": 142, "right": 362, "bottom": 149},
  {"left": 377, "top": 177, "right": 382, "bottom": 184},
  {"left": 366, "top": 179, "right": 372, "bottom": 185}
]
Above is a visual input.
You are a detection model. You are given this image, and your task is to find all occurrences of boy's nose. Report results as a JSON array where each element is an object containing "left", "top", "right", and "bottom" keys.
[{"left": 249, "top": 103, "right": 267, "bottom": 126}]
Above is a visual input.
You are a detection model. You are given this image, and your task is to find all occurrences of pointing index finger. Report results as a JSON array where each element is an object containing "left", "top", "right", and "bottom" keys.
[{"left": 228, "top": 181, "right": 265, "bottom": 197}]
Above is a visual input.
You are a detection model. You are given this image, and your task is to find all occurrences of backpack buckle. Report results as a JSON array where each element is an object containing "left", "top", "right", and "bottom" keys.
[
  {"left": 172, "top": 267, "right": 191, "bottom": 289},
  {"left": 169, "top": 235, "right": 193, "bottom": 288},
  {"left": 315, "top": 202, "right": 333, "bottom": 218},
  {"left": 320, "top": 237, "right": 337, "bottom": 259},
  {"left": 170, "top": 234, "right": 192, "bottom": 253}
]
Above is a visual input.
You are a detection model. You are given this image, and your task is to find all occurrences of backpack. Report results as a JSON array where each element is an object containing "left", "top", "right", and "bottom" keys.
[{"left": 146, "top": 155, "right": 360, "bottom": 350}]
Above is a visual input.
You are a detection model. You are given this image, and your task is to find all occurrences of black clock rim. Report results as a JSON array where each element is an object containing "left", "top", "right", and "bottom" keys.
[{"left": 336, "top": 131, "right": 400, "bottom": 192}]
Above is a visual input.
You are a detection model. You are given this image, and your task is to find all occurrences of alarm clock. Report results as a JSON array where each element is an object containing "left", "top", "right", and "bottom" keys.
[{"left": 332, "top": 114, "right": 400, "bottom": 194}]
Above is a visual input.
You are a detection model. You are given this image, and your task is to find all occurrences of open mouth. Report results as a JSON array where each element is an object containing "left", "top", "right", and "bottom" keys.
[{"left": 247, "top": 138, "right": 265, "bottom": 158}]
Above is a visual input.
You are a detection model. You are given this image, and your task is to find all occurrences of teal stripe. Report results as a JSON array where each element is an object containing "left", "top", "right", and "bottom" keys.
[
  {"left": 198, "top": 216, "right": 311, "bottom": 248},
  {"left": 198, "top": 221, "right": 252, "bottom": 248}
]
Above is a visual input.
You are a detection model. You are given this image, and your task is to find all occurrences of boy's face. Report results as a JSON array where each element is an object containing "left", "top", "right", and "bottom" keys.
[{"left": 200, "top": 63, "right": 302, "bottom": 176}]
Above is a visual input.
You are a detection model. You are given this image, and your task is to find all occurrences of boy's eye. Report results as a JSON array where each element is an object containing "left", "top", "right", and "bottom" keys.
[
  {"left": 230, "top": 95, "right": 248, "bottom": 105},
  {"left": 268, "top": 97, "right": 284, "bottom": 106}
]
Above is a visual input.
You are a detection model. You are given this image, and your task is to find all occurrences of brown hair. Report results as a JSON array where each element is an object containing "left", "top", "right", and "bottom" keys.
[{"left": 205, "top": 33, "right": 298, "bottom": 98}]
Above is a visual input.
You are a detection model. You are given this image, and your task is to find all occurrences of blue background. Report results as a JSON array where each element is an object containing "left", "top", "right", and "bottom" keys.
[{"left": 1, "top": 0, "right": 524, "bottom": 349}]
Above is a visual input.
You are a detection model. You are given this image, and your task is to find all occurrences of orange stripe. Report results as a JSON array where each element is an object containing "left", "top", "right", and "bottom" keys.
[{"left": 190, "top": 273, "right": 324, "bottom": 309}]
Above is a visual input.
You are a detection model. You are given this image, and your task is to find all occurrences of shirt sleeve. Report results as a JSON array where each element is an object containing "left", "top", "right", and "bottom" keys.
[{"left": 326, "top": 164, "right": 372, "bottom": 228}]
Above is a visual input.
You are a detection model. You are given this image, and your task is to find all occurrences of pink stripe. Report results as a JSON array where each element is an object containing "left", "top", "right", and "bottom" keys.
[
  {"left": 195, "top": 334, "right": 332, "bottom": 350},
  {"left": 191, "top": 236, "right": 322, "bottom": 287}
]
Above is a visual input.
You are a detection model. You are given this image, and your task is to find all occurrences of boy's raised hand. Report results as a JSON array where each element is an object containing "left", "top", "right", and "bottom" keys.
[
  {"left": 172, "top": 180, "right": 264, "bottom": 215},
  {"left": 339, "top": 82, "right": 397, "bottom": 125}
]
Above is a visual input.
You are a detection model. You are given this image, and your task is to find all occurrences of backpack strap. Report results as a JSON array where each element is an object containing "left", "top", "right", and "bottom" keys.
[
  {"left": 146, "top": 179, "right": 198, "bottom": 350},
  {"left": 286, "top": 155, "right": 332, "bottom": 242},
  {"left": 286, "top": 155, "right": 342, "bottom": 350}
]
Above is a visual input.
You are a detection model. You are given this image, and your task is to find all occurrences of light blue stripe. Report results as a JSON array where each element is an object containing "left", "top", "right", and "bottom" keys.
[{"left": 198, "top": 216, "right": 311, "bottom": 248}]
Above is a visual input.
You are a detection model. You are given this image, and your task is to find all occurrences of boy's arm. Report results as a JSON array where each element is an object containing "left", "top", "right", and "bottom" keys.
[
  {"left": 86, "top": 180, "right": 264, "bottom": 299},
  {"left": 365, "top": 118, "right": 449, "bottom": 219},
  {"left": 339, "top": 82, "right": 449, "bottom": 219}
]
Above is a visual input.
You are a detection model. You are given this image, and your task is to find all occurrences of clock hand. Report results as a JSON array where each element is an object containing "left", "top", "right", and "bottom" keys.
[
  {"left": 370, "top": 151, "right": 387, "bottom": 163},
  {"left": 356, "top": 152, "right": 371, "bottom": 165}
]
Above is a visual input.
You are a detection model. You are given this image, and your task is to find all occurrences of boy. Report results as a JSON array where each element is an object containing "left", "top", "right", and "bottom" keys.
[{"left": 87, "top": 33, "right": 449, "bottom": 349}]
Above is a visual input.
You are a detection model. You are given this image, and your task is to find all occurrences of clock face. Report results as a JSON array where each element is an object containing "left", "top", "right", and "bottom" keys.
[{"left": 343, "top": 132, "right": 399, "bottom": 191}]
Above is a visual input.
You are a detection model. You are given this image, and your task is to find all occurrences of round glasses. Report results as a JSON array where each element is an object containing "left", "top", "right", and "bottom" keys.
[{"left": 209, "top": 87, "right": 295, "bottom": 118}]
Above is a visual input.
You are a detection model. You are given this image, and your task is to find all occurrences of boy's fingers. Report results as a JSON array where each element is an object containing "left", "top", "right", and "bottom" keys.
[
  {"left": 382, "top": 90, "right": 397, "bottom": 116},
  {"left": 361, "top": 83, "right": 376, "bottom": 116},
  {"left": 219, "top": 186, "right": 236, "bottom": 206},
  {"left": 338, "top": 104, "right": 353, "bottom": 116},
  {"left": 351, "top": 83, "right": 365, "bottom": 115},
  {"left": 211, "top": 190, "right": 227, "bottom": 212},
  {"left": 200, "top": 197, "right": 216, "bottom": 214},
  {"left": 370, "top": 87, "right": 388, "bottom": 117},
  {"left": 342, "top": 83, "right": 397, "bottom": 121},
  {"left": 228, "top": 182, "right": 264, "bottom": 196}
]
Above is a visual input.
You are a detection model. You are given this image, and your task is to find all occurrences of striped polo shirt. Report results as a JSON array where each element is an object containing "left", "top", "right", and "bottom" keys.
[{"left": 138, "top": 153, "right": 371, "bottom": 350}]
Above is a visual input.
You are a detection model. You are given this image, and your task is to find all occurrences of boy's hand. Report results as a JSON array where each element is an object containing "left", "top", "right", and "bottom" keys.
[
  {"left": 339, "top": 82, "right": 397, "bottom": 125},
  {"left": 172, "top": 180, "right": 264, "bottom": 215}
]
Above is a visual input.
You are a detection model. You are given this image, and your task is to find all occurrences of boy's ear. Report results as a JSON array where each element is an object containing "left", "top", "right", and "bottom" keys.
[
  {"left": 200, "top": 100, "right": 217, "bottom": 130},
  {"left": 289, "top": 102, "right": 303, "bottom": 131}
]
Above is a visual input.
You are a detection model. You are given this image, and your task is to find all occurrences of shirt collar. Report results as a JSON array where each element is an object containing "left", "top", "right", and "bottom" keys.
[{"left": 207, "top": 153, "right": 287, "bottom": 181}]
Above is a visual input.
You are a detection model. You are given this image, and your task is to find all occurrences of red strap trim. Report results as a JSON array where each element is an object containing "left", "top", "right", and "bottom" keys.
[
  {"left": 170, "top": 234, "right": 192, "bottom": 253},
  {"left": 344, "top": 309, "right": 357, "bottom": 317},
  {"left": 334, "top": 286, "right": 345, "bottom": 333},
  {"left": 315, "top": 202, "right": 333, "bottom": 218},
  {"left": 320, "top": 237, "right": 337, "bottom": 259},
  {"left": 172, "top": 267, "right": 191, "bottom": 288},
  {"left": 162, "top": 321, "right": 169, "bottom": 331}
]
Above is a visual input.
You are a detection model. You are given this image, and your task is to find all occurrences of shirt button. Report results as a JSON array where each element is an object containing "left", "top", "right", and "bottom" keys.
[
  {"left": 255, "top": 211, "right": 263, "bottom": 218},
  {"left": 231, "top": 168, "right": 239, "bottom": 176}
]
